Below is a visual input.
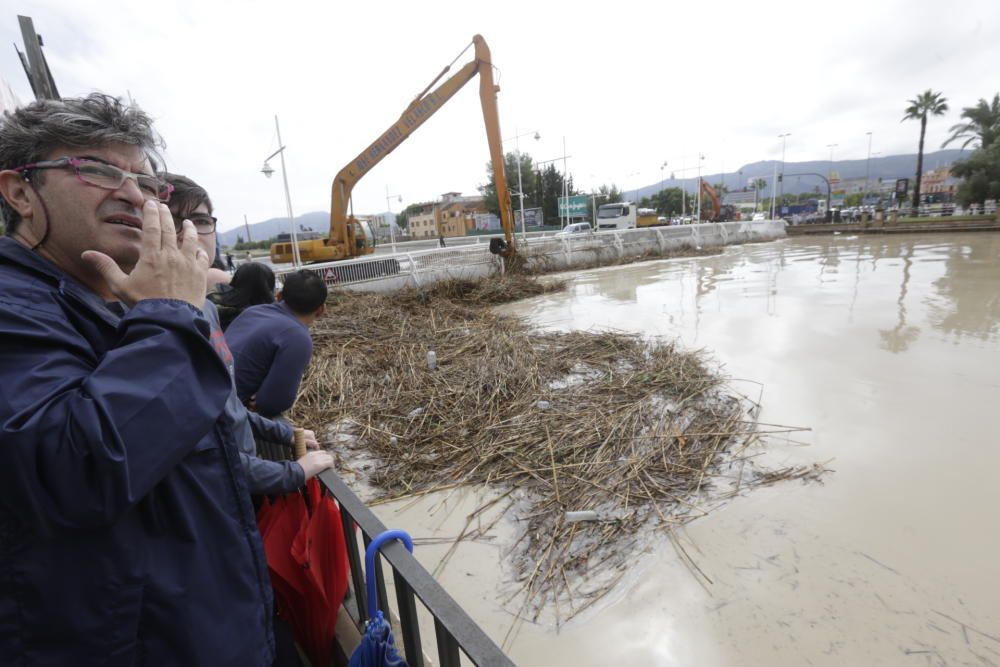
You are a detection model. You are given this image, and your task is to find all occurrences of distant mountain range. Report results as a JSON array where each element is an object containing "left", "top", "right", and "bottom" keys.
[{"left": 631, "top": 149, "right": 970, "bottom": 200}]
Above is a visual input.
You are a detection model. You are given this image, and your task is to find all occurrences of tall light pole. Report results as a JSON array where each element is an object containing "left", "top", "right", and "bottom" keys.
[
  {"left": 660, "top": 161, "right": 668, "bottom": 214},
  {"left": 696, "top": 154, "right": 705, "bottom": 222},
  {"left": 385, "top": 186, "right": 402, "bottom": 254},
  {"left": 778, "top": 132, "right": 791, "bottom": 206},
  {"left": 864, "top": 132, "right": 873, "bottom": 203},
  {"left": 826, "top": 143, "right": 839, "bottom": 210},
  {"left": 504, "top": 129, "right": 540, "bottom": 240},
  {"left": 626, "top": 171, "right": 640, "bottom": 202},
  {"left": 562, "top": 136, "right": 569, "bottom": 229},
  {"left": 260, "top": 115, "right": 300, "bottom": 266}
]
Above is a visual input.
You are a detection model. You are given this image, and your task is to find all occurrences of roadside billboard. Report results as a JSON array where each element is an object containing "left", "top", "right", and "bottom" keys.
[
  {"left": 514, "top": 207, "right": 544, "bottom": 228},
  {"left": 558, "top": 195, "right": 589, "bottom": 219}
]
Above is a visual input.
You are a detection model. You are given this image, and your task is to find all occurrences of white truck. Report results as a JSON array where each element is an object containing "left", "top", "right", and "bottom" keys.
[{"left": 597, "top": 202, "right": 637, "bottom": 230}]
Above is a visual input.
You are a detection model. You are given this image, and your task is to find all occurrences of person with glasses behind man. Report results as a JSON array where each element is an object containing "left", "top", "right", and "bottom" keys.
[
  {"left": 158, "top": 173, "right": 230, "bottom": 293},
  {"left": 162, "top": 172, "right": 332, "bottom": 496},
  {"left": 0, "top": 94, "right": 275, "bottom": 665}
]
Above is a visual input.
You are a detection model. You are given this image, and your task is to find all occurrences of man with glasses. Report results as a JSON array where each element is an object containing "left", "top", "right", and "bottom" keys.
[{"left": 0, "top": 94, "right": 275, "bottom": 665}]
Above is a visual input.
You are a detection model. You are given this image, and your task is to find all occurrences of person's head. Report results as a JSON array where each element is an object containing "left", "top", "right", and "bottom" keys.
[
  {"left": 278, "top": 270, "right": 328, "bottom": 324},
  {"left": 161, "top": 172, "right": 217, "bottom": 262},
  {"left": 0, "top": 93, "right": 166, "bottom": 287},
  {"left": 220, "top": 261, "right": 275, "bottom": 308}
]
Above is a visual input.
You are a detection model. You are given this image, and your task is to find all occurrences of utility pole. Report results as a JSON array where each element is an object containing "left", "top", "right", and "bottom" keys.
[
  {"left": 696, "top": 154, "right": 704, "bottom": 222},
  {"left": 16, "top": 16, "right": 60, "bottom": 100},
  {"left": 778, "top": 133, "right": 791, "bottom": 207},
  {"left": 243, "top": 214, "right": 253, "bottom": 242},
  {"left": 864, "top": 132, "right": 873, "bottom": 203}
]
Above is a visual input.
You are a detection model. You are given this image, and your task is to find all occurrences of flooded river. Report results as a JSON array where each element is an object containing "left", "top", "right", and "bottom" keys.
[{"left": 377, "top": 232, "right": 1000, "bottom": 665}]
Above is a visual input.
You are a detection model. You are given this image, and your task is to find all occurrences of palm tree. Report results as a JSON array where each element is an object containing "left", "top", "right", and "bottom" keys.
[
  {"left": 942, "top": 93, "right": 1000, "bottom": 150},
  {"left": 902, "top": 90, "right": 949, "bottom": 214}
]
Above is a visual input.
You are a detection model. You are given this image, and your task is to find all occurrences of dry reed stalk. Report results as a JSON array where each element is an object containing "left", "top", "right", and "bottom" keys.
[{"left": 290, "top": 274, "right": 824, "bottom": 624}]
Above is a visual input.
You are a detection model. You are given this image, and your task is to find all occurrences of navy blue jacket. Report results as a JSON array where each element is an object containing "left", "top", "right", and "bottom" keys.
[
  {"left": 0, "top": 238, "right": 274, "bottom": 666},
  {"left": 201, "top": 301, "right": 304, "bottom": 494}
]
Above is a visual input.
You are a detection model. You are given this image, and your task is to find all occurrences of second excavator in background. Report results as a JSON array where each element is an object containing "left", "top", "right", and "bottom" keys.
[{"left": 699, "top": 179, "right": 741, "bottom": 222}]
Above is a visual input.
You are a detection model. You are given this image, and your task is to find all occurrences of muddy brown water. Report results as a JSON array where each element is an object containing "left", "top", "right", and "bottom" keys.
[{"left": 372, "top": 232, "right": 1000, "bottom": 666}]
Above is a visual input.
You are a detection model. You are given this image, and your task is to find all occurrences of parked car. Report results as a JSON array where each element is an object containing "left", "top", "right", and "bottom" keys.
[{"left": 556, "top": 222, "right": 593, "bottom": 236}]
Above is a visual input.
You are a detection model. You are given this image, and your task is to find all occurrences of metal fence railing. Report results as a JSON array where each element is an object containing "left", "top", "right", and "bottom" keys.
[
  {"left": 256, "top": 437, "right": 514, "bottom": 666},
  {"left": 318, "top": 469, "right": 515, "bottom": 667}
]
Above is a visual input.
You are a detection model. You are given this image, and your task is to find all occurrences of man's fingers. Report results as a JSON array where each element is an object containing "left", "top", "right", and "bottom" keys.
[
  {"left": 81, "top": 250, "right": 127, "bottom": 293},
  {"left": 177, "top": 219, "right": 210, "bottom": 267},
  {"left": 178, "top": 219, "right": 198, "bottom": 255},
  {"left": 159, "top": 203, "right": 177, "bottom": 250},
  {"left": 141, "top": 200, "right": 162, "bottom": 253}
]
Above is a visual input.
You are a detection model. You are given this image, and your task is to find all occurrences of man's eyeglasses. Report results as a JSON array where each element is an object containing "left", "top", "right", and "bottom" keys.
[
  {"left": 172, "top": 213, "right": 218, "bottom": 236},
  {"left": 12, "top": 157, "right": 174, "bottom": 202}
]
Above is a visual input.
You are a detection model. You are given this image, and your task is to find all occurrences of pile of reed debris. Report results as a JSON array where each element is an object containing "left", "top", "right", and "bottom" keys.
[{"left": 291, "top": 274, "right": 822, "bottom": 626}]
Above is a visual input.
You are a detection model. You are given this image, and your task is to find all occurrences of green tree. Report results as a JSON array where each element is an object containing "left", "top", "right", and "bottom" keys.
[
  {"left": 646, "top": 187, "right": 685, "bottom": 215},
  {"left": 943, "top": 93, "right": 1000, "bottom": 150},
  {"left": 537, "top": 164, "right": 573, "bottom": 222},
  {"left": 479, "top": 152, "right": 538, "bottom": 217},
  {"left": 951, "top": 142, "right": 1000, "bottom": 206},
  {"left": 584, "top": 184, "right": 623, "bottom": 221},
  {"left": 903, "top": 89, "right": 949, "bottom": 212}
]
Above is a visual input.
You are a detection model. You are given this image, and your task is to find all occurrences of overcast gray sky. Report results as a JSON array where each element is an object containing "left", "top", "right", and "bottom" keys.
[{"left": 2, "top": 0, "right": 998, "bottom": 232}]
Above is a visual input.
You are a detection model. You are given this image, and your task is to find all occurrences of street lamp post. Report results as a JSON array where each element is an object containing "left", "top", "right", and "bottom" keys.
[
  {"left": 696, "top": 154, "right": 705, "bottom": 222},
  {"left": 385, "top": 186, "right": 402, "bottom": 254},
  {"left": 778, "top": 132, "right": 791, "bottom": 206},
  {"left": 864, "top": 132, "right": 873, "bottom": 203},
  {"left": 504, "top": 129, "right": 540, "bottom": 240},
  {"left": 626, "top": 171, "right": 640, "bottom": 203},
  {"left": 260, "top": 115, "right": 300, "bottom": 267},
  {"left": 826, "top": 143, "right": 839, "bottom": 210},
  {"left": 659, "top": 161, "right": 668, "bottom": 214},
  {"left": 667, "top": 163, "right": 704, "bottom": 220}
]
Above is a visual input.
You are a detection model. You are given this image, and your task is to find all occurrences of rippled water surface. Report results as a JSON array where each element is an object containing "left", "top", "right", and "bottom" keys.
[{"left": 380, "top": 232, "right": 1000, "bottom": 666}]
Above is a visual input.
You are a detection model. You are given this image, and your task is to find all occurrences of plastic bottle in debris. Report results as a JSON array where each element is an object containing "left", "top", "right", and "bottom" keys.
[{"left": 427, "top": 350, "right": 437, "bottom": 370}]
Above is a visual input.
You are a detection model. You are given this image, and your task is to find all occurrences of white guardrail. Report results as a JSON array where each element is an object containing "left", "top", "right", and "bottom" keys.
[{"left": 274, "top": 220, "right": 787, "bottom": 294}]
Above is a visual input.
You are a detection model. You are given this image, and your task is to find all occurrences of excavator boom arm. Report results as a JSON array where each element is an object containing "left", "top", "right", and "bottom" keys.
[
  {"left": 328, "top": 35, "right": 514, "bottom": 252},
  {"left": 700, "top": 179, "right": 722, "bottom": 220}
]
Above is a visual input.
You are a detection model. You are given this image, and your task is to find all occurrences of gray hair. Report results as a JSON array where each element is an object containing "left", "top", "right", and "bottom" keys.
[{"left": 0, "top": 93, "right": 165, "bottom": 231}]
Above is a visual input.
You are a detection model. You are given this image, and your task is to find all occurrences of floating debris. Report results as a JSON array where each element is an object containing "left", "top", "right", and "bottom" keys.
[{"left": 291, "top": 274, "right": 821, "bottom": 625}]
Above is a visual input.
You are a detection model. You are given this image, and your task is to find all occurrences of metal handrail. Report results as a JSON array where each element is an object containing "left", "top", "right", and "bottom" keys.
[{"left": 317, "top": 469, "right": 515, "bottom": 667}]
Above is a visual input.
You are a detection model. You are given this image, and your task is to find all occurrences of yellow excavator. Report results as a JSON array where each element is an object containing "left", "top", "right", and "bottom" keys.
[{"left": 270, "top": 35, "right": 517, "bottom": 265}]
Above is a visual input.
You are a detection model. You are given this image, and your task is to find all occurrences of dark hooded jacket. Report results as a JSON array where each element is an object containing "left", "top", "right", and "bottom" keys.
[{"left": 0, "top": 237, "right": 274, "bottom": 666}]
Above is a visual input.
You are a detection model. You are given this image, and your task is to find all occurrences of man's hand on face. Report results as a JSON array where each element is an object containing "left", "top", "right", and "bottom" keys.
[{"left": 82, "top": 200, "right": 210, "bottom": 308}]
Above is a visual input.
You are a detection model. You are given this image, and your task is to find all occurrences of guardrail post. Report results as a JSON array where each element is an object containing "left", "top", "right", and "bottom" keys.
[{"left": 406, "top": 254, "right": 421, "bottom": 288}]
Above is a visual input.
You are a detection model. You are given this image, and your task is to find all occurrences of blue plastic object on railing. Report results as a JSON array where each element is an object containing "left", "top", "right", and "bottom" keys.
[{"left": 365, "top": 530, "right": 414, "bottom": 619}]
